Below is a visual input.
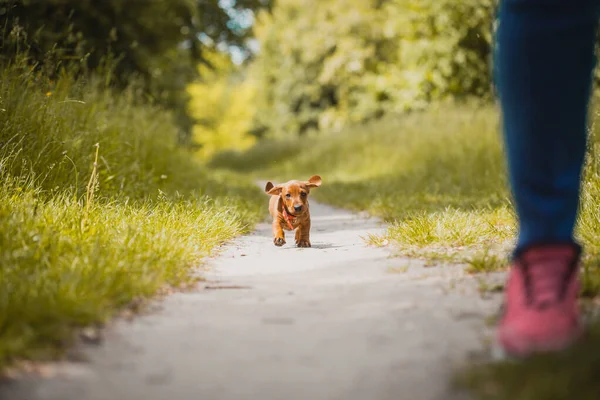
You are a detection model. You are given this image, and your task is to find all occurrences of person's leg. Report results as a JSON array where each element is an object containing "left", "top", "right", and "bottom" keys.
[
  {"left": 494, "top": 0, "right": 600, "bottom": 357},
  {"left": 496, "top": 0, "right": 599, "bottom": 251}
]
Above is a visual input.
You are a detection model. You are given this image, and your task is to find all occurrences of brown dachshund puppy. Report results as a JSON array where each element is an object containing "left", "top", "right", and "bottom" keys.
[{"left": 264, "top": 176, "right": 322, "bottom": 247}]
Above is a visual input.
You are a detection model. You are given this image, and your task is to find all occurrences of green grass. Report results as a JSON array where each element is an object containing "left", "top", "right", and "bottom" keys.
[
  {"left": 455, "top": 322, "right": 600, "bottom": 400},
  {"left": 465, "top": 249, "right": 508, "bottom": 274},
  {"left": 384, "top": 206, "right": 514, "bottom": 263},
  {"left": 0, "top": 61, "right": 263, "bottom": 370}
]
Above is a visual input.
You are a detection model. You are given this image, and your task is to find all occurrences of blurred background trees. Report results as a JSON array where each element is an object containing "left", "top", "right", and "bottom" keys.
[
  {"left": 249, "top": 0, "right": 496, "bottom": 139},
  {"left": 0, "top": 0, "right": 497, "bottom": 153},
  {"left": 187, "top": 49, "right": 257, "bottom": 158},
  {"left": 0, "top": 0, "right": 270, "bottom": 143}
]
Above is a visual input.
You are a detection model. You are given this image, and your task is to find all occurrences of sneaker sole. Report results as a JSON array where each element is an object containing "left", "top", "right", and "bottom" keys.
[{"left": 492, "top": 326, "right": 584, "bottom": 361}]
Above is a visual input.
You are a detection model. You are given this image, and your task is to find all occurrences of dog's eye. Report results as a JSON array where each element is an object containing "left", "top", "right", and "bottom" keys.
[
  {"left": 285, "top": 193, "right": 291, "bottom": 198},
  {"left": 300, "top": 192, "right": 307, "bottom": 197}
]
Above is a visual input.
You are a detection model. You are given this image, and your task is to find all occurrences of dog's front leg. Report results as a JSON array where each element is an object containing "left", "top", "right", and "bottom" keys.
[
  {"left": 273, "top": 219, "right": 286, "bottom": 246},
  {"left": 295, "top": 220, "right": 311, "bottom": 248}
]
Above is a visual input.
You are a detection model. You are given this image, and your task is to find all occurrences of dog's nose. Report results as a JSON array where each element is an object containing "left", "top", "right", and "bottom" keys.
[{"left": 294, "top": 205, "right": 303, "bottom": 213}]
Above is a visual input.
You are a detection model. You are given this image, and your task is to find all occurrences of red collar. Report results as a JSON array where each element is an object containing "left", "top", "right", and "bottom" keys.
[{"left": 282, "top": 206, "right": 296, "bottom": 230}]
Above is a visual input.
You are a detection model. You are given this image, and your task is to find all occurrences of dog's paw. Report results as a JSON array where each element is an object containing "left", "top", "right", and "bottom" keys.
[
  {"left": 296, "top": 239, "right": 311, "bottom": 248},
  {"left": 274, "top": 237, "right": 286, "bottom": 247}
]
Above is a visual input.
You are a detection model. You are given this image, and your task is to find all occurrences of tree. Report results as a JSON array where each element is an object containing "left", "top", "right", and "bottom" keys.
[
  {"left": 187, "top": 50, "right": 257, "bottom": 158},
  {"left": 248, "top": 0, "right": 496, "bottom": 138},
  {"left": 0, "top": 0, "right": 271, "bottom": 141}
]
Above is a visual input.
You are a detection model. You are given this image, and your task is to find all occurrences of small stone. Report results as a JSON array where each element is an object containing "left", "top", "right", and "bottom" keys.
[{"left": 80, "top": 327, "right": 102, "bottom": 345}]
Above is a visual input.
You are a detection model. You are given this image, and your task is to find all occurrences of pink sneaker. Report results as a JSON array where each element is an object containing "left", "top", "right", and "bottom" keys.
[{"left": 496, "top": 243, "right": 583, "bottom": 358}]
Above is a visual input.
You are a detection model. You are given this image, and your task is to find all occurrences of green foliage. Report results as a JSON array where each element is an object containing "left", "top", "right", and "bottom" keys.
[
  {"left": 0, "top": 0, "right": 271, "bottom": 139},
  {"left": 1, "top": 0, "right": 269, "bottom": 78},
  {"left": 249, "top": 0, "right": 496, "bottom": 137},
  {"left": 389, "top": 0, "right": 496, "bottom": 100},
  {"left": 187, "top": 50, "right": 257, "bottom": 159},
  {"left": 0, "top": 60, "right": 263, "bottom": 370}
]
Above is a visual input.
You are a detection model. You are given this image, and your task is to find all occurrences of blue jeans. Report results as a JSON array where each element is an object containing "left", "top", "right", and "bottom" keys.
[{"left": 495, "top": 0, "right": 600, "bottom": 252}]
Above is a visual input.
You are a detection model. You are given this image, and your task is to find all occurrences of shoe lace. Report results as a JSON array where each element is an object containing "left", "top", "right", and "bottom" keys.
[{"left": 523, "top": 255, "right": 575, "bottom": 309}]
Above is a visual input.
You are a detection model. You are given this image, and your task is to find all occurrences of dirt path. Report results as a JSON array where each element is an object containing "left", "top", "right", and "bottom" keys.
[{"left": 2, "top": 200, "right": 504, "bottom": 400}]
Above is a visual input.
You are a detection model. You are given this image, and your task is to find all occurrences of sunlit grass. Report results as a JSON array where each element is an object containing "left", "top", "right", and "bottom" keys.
[
  {"left": 0, "top": 178, "right": 256, "bottom": 366},
  {"left": 0, "top": 61, "right": 264, "bottom": 370},
  {"left": 464, "top": 249, "right": 508, "bottom": 274},
  {"left": 385, "top": 206, "right": 515, "bottom": 260}
]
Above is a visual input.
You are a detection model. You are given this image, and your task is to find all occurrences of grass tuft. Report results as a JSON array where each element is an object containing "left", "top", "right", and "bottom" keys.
[
  {"left": 362, "top": 233, "right": 389, "bottom": 247},
  {"left": 465, "top": 249, "right": 508, "bottom": 274}
]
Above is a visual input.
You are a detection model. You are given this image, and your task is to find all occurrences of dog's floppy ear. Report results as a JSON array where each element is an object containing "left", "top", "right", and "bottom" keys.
[
  {"left": 265, "top": 181, "right": 283, "bottom": 195},
  {"left": 305, "top": 175, "right": 322, "bottom": 188}
]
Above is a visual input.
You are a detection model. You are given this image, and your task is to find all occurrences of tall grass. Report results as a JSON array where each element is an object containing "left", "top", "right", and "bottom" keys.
[
  {"left": 1, "top": 59, "right": 239, "bottom": 200},
  {"left": 0, "top": 60, "right": 263, "bottom": 370}
]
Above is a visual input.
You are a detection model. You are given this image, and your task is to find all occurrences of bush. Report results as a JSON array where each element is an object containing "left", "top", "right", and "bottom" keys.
[
  {"left": 249, "top": 0, "right": 496, "bottom": 137},
  {"left": 187, "top": 51, "right": 258, "bottom": 159}
]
